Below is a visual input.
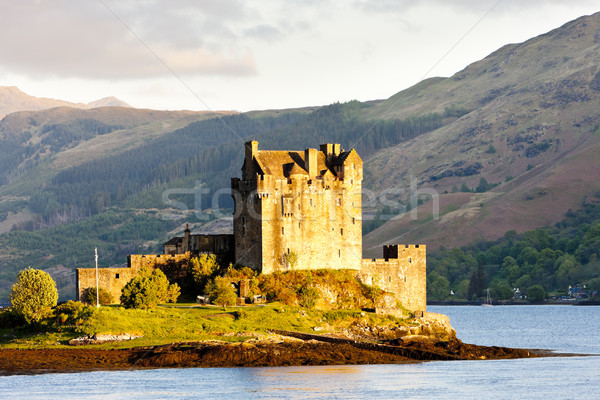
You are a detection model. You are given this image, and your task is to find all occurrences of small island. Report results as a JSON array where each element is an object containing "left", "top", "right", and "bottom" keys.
[{"left": 0, "top": 142, "right": 547, "bottom": 375}]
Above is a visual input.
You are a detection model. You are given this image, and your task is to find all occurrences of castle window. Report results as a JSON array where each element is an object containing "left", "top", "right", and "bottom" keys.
[
  {"left": 340, "top": 228, "right": 343, "bottom": 236},
  {"left": 299, "top": 222, "right": 301, "bottom": 228},
  {"left": 352, "top": 217, "right": 355, "bottom": 225},
  {"left": 282, "top": 227, "right": 285, "bottom": 235},
  {"left": 338, "top": 249, "right": 341, "bottom": 257},
  {"left": 408, "top": 257, "right": 412, "bottom": 263},
  {"left": 309, "top": 198, "right": 313, "bottom": 206},
  {"left": 389, "top": 276, "right": 392, "bottom": 282},
  {"left": 115, "top": 273, "right": 120, "bottom": 279}
]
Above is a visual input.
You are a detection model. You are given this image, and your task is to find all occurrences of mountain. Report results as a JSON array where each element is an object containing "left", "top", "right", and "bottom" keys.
[
  {"left": 0, "top": 86, "right": 130, "bottom": 118},
  {"left": 362, "top": 11, "right": 600, "bottom": 255}
]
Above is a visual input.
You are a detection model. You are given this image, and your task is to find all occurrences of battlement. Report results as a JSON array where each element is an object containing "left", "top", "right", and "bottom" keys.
[
  {"left": 128, "top": 253, "right": 191, "bottom": 271},
  {"left": 360, "top": 244, "right": 427, "bottom": 314}
]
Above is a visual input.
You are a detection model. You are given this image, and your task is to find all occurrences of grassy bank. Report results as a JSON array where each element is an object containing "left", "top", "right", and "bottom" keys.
[{"left": 0, "top": 303, "right": 408, "bottom": 349}]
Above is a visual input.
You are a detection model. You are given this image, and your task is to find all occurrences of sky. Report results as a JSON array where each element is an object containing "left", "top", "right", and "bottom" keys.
[{"left": 1, "top": 1, "right": 599, "bottom": 112}]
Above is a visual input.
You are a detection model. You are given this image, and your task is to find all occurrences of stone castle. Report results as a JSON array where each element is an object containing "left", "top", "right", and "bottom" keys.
[{"left": 77, "top": 141, "right": 426, "bottom": 314}]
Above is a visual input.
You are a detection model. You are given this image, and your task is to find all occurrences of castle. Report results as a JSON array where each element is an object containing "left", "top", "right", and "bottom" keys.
[{"left": 77, "top": 141, "right": 426, "bottom": 314}]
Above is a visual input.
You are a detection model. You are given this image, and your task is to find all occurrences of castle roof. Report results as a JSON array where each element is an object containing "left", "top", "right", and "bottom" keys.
[{"left": 255, "top": 150, "right": 329, "bottom": 179}]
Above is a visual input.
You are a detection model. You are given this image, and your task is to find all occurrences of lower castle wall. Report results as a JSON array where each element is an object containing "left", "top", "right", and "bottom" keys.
[
  {"left": 359, "top": 245, "right": 426, "bottom": 314},
  {"left": 76, "top": 267, "right": 139, "bottom": 304},
  {"left": 76, "top": 253, "right": 191, "bottom": 304}
]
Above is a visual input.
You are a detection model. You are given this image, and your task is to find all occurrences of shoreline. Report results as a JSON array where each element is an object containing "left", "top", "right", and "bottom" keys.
[{"left": 0, "top": 332, "right": 554, "bottom": 376}]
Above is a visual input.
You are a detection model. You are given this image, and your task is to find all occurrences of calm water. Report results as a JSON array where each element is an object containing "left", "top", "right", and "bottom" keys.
[{"left": 1, "top": 305, "right": 599, "bottom": 399}]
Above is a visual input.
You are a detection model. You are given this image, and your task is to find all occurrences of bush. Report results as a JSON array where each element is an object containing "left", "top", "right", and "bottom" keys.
[
  {"left": 527, "top": 284, "right": 547, "bottom": 303},
  {"left": 9, "top": 268, "right": 58, "bottom": 324},
  {"left": 83, "top": 287, "right": 114, "bottom": 305},
  {"left": 120, "top": 267, "right": 180, "bottom": 309},
  {"left": 206, "top": 276, "right": 238, "bottom": 308},
  {"left": 54, "top": 301, "right": 95, "bottom": 326},
  {"left": 299, "top": 286, "right": 320, "bottom": 308}
]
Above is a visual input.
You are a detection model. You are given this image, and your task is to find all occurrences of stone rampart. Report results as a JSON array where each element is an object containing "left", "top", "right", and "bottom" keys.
[
  {"left": 76, "top": 253, "right": 191, "bottom": 304},
  {"left": 360, "top": 245, "right": 426, "bottom": 314}
]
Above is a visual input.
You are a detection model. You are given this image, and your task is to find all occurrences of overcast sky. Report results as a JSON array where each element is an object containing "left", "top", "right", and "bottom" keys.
[{"left": 1, "top": 1, "right": 598, "bottom": 112}]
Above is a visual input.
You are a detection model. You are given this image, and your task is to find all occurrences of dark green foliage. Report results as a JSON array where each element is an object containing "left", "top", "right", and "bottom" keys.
[
  {"left": 120, "top": 268, "right": 180, "bottom": 309},
  {"left": 526, "top": 285, "right": 547, "bottom": 302},
  {"left": 443, "top": 104, "right": 470, "bottom": 118},
  {"left": 460, "top": 182, "right": 472, "bottom": 193},
  {"left": 427, "top": 272, "right": 450, "bottom": 300},
  {"left": 485, "top": 144, "right": 497, "bottom": 154},
  {"left": 429, "top": 202, "right": 600, "bottom": 301},
  {"left": 82, "top": 287, "right": 114, "bottom": 305},
  {"left": 467, "top": 265, "right": 487, "bottom": 300}
]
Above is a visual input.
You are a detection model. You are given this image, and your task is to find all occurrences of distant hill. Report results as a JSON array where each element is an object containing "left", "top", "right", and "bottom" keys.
[
  {"left": 0, "top": 86, "right": 130, "bottom": 118},
  {"left": 363, "top": 11, "right": 600, "bottom": 255}
]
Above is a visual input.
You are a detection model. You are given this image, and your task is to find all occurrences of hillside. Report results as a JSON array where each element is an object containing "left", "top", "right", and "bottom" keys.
[
  {"left": 363, "top": 11, "right": 600, "bottom": 253},
  {"left": 0, "top": 86, "right": 130, "bottom": 118}
]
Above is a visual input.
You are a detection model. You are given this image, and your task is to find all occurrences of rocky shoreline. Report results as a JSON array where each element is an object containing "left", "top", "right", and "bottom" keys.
[{"left": 0, "top": 332, "right": 548, "bottom": 376}]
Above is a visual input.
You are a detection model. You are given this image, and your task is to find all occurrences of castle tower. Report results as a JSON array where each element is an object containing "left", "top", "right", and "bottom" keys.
[{"left": 231, "top": 141, "right": 363, "bottom": 274}]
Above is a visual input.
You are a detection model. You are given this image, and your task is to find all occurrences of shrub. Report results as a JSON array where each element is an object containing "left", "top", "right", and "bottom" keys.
[
  {"left": 299, "top": 286, "right": 320, "bottom": 308},
  {"left": 206, "top": 276, "right": 238, "bottom": 308},
  {"left": 9, "top": 268, "right": 58, "bottom": 324},
  {"left": 54, "top": 301, "right": 95, "bottom": 326},
  {"left": 527, "top": 284, "right": 546, "bottom": 303},
  {"left": 83, "top": 287, "right": 114, "bottom": 305},
  {"left": 120, "top": 267, "right": 180, "bottom": 309}
]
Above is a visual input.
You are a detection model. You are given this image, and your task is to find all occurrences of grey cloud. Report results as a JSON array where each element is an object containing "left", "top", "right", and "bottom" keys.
[
  {"left": 0, "top": 0, "right": 259, "bottom": 79},
  {"left": 244, "top": 25, "right": 285, "bottom": 42}
]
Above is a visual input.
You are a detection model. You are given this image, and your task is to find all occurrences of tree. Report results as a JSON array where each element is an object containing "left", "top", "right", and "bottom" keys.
[
  {"left": 490, "top": 279, "right": 514, "bottom": 300},
  {"left": 467, "top": 265, "right": 487, "bottom": 300},
  {"left": 83, "top": 287, "right": 114, "bottom": 305},
  {"left": 280, "top": 251, "right": 300, "bottom": 270},
  {"left": 9, "top": 268, "right": 58, "bottom": 324},
  {"left": 427, "top": 272, "right": 450, "bottom": 300},
  {"left": 190, "top": 254, "right": 219, "bottom": 292},
  {"left": 120, "top": 267, "right": 180, "bottom": 309},
  {"left": 527, "top": 284, "right": 546, "bottom": 303},
  {"left": 206, "top": 276, "right": 238, "bottom": 308}
]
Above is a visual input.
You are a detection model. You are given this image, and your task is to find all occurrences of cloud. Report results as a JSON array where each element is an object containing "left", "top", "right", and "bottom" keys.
[{"left": 0, "top": 0, "right": 260, "bottom": 80}]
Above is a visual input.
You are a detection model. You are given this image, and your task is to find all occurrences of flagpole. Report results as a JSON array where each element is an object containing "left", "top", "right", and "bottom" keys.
[{"left": 95, "top": 247, "right": 100, "bottom": 308}]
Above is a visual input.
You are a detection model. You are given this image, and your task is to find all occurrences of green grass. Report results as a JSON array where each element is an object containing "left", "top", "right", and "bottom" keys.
[{"left": 0, "top": 303, "right": 407, "bottom": 349}]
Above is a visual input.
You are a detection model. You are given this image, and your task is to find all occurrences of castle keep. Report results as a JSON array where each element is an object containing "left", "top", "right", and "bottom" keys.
[
  {"left": 77, "top": 141, "right": 426, "bottom": 314},
  {"left": 231, "top": 141, "right": 362, "bottom": 274}
]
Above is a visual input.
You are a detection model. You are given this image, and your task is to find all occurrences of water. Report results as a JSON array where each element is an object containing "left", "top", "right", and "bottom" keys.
[{"left": 1, "top": 305, "right": 599, "bottom": 399}]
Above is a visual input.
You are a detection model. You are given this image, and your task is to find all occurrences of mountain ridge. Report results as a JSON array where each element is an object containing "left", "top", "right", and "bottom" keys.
[{"left": 0, "top": 85, "right": 131, "bottom": 119}]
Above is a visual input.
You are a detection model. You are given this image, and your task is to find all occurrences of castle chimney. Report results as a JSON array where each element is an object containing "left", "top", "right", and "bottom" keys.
[
  {"left": 245, "top": 140, "right": 258, "bottom": 162},
  {"left": 305, "top": 148, "right": 318, "bottom": 178},
  {"left": 184, "top": 224, "right": 191, "bottom": 252},
  {"left": 243, "top": 141, "right": 258, "bottom": 180},
  {"left": 320, "top": 143, "right": 341, "bottom": 165}
]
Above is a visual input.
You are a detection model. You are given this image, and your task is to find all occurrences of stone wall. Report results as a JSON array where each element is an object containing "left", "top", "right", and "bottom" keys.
[
  {"left": 76, "top": 253, "right": 191, "bottom": 304},
  {"left": 127, "top": 253, "right": 190, "bottom": 270},
  {"left": 76, "top": 266, "right": 139, "bottom": 304},
  {"left": 359, "top": 245, "right": 426, "bottom": 314}
]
